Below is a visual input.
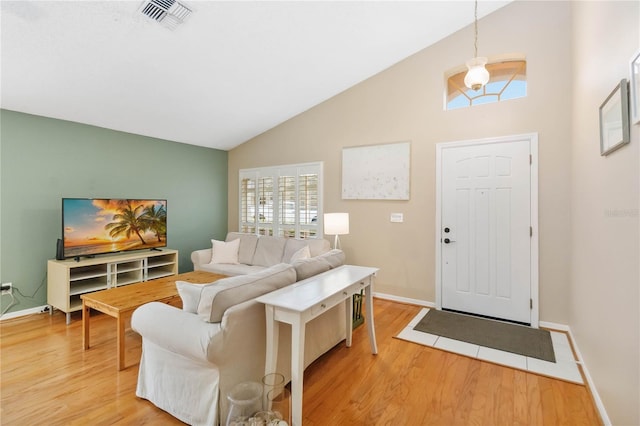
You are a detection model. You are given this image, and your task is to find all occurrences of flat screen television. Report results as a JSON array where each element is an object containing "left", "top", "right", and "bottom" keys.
[{"left": 62, "top": 198, "right": 167, "bottom": 259}]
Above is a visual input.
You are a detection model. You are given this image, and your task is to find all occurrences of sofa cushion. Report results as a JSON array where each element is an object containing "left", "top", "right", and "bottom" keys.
[
  {"left": 197, "top": 263, "right": 296, "bottom": 323},
  {"left": 209, "top": 239, "right": 240, "bottom": 265},
  {"left": 226, "top": 232, "right": 259, "bottom": 265},
  {"left": 292, "top": 257, "right": 332, "bottom": 281},
  {"left": 317, "top": 249, "right": 346, "bottom": 268},
  {"left": 251, "top": 236, "right": 287, "bottom": 267}
]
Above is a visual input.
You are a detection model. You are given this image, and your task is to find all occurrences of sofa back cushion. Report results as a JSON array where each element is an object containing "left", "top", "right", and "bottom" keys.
[
  {"left": 197, "top": 263, "right": 296, "bottom": 322},
  {"left": 251, "top": 236, "right": 287, "bottom": 267},
  {"left": 291, "top": 249, "right": 345, "bottom": 281},
  {"left": 226, "top": 232, "right": 259, "bottom": 265},
  {"left": 317, "top": 249, "right": 346, "bottom": 268},
  {"left": 292, "top": 257, "right": 332, "bottom": 281}
]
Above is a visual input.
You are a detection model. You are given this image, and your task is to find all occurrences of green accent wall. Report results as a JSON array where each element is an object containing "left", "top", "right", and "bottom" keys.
[{"left": 0, "top": 109, "right": 228, "bottom": 315}]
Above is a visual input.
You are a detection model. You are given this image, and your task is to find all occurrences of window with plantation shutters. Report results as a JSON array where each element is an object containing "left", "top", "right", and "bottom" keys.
[{"left": 239, "top": 162, "right": 322, "bottom": 239}]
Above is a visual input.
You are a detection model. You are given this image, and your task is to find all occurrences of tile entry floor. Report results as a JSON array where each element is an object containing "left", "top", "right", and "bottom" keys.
[{"left": 396, "top": 308, "right": 584, "bottom": 384}]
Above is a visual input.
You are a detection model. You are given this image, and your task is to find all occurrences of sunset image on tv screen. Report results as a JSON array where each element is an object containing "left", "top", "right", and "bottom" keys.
[{"left": 63, "top": 198, "right": 167, "bottom": 258}]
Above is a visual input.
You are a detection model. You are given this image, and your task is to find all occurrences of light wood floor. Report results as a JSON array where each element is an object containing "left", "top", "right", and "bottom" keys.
[{"left": 0, "top": 299, "right": 601, "bottom": 425}]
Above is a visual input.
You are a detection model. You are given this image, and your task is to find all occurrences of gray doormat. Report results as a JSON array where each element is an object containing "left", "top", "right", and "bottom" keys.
[{"left": 413, "top": 309, "right": 555, "bottom": 362}]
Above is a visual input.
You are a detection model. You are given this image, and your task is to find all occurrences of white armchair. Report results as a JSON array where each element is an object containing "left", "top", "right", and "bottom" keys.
[{"left": 132, "top": 275, "right": 346, "bottom": 425}]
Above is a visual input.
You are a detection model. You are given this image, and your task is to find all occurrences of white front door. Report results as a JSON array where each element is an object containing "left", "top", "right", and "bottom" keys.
[{"left": 437, "top": 135, "right": 537, "bottom": 324}]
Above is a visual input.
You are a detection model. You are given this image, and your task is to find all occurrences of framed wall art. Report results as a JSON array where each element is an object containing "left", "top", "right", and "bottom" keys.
[
  {"left": 599, "top": 79, "right": 630, "bottom": 156},
  {"left": 342, "top": 141, "right": 410, "bottom": 200},
  {"left": 630, "top": 50, "right": 640, "bottom": 125}
]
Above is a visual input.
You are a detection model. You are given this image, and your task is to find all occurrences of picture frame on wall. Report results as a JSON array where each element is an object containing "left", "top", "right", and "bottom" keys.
[
  {"left": 630, "top": 50, "right": 640, "bottom": 125},
  {"left": 342, "top": 141, "right": 411, "bottom": 200},
  {"left": 599, "top": 79, "right": 630, "bottom": 156}
]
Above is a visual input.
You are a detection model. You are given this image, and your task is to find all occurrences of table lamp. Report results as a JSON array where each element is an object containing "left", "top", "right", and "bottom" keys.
[{"left": 324, "top": 212, "right": 349, "bottom": 249}]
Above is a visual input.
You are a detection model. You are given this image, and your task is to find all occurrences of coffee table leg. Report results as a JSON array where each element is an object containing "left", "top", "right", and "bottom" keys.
[
  {"left": 117, "top": 314, "right": 125, "bottom": 370},
  {"left": 82, "top": 300, "right": 90, "bottom": 350}
]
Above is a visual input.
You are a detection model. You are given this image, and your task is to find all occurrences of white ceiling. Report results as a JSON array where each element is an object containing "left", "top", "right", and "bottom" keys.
[{"left": 1, "top": 1, "right": 511, "bottom": 151}]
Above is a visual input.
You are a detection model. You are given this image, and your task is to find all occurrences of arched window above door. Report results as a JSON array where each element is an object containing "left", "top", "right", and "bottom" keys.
[{"left": 446, "top": 59, "right": 527, "bottom": 110}]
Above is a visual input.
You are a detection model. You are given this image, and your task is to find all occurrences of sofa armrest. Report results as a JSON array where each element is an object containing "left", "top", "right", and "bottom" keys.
[
  {"left": 191, "top": 248, "right": 212, "bottom": 271},
  {"left": 208, "top": 298, "right": 267, "bottom": 366},
  {"left": 131, "top": 302, "right": 221, "bottom": 362}
]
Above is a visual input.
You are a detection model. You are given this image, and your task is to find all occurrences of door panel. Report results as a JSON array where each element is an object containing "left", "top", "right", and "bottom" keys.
[{"left": 441, "top": 139, "right": 531, "bottom": 323}]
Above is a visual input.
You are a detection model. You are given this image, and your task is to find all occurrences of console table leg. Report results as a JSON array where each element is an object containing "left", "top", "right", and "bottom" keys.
[
  {"left": 264, "top": 305, "right": 278, "bottom": 376},
  {"left": 291, "top": 317, "right": 305, "bottom": 426},
  {"left": 365, "top": 278, "right": 378, "bottom": 355},
  {"left": 345, "top": 297, "right": 353, "bottom": 347}
]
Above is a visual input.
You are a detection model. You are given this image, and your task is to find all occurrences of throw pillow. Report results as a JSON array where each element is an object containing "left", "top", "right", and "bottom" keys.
[
  {"left": 209, "top": 238, "right": 240, "bottom": 264},
  {"left": 289, "top": 245, "right": 311, "bottom": 263}
]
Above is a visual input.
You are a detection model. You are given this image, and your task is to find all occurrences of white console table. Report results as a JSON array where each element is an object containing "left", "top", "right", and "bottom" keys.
[{"left": 256, "top": 265, "right": 379, "bottom": 426}]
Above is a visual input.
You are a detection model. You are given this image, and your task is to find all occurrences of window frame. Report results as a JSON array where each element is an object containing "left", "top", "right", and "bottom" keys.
[{"left": 239, "top": 162, "right": 323, "bottom": 239}]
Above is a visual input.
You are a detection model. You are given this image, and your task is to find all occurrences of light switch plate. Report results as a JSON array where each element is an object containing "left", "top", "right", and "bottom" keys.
[{"left": 390, "top": 213, "right": 403, "bottom": 223}]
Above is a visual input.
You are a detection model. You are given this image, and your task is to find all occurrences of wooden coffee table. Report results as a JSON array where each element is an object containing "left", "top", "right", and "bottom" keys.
[{"left": 81, "top": 270, "right": 225, "bottom": 370}]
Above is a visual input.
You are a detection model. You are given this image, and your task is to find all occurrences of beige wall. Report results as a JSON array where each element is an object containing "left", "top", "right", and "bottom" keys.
[
  {"left": 230, "top": 1, "right": 573, "bottom": 322},
  {"left": 229, "top": 1, "right": 640, "bottom": 422},
  {"left": 570, "top": 2, "right": 639, "bottom": 425}
]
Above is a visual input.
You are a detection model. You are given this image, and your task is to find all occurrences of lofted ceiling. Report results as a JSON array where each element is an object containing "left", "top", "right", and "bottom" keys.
[{"left": 1, "top": 1, "right": 511, "bottom": 151}]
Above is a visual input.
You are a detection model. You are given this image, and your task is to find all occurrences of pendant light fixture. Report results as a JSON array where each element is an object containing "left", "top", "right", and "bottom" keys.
[{"left": 464, "top": 0, "right": 490, "bottom": 90}]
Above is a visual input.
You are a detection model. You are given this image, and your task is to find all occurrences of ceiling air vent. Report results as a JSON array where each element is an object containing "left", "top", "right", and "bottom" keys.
[{"left": 140, "top": 0, "right": 192, "bottom": 29}]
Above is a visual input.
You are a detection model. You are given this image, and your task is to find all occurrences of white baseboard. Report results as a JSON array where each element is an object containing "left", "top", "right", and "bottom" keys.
[
  {"left": 0, "top": 305, "right": 49, "bottom": 321},
  {"left": 564, "top": 327, "right": 611, "bottom": 425},
  {"left": 372, "top": 292, "right": 435, "bottom": 308}
]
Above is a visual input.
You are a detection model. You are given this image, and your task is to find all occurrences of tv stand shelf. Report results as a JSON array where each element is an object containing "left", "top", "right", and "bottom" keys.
[{"left": 48, "top": 249, "right": 178, "bottom": 324}]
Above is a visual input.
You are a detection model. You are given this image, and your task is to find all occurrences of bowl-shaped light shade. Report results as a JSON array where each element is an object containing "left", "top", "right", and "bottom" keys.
[
  {"left": 464, "top": 57, "right": 490, "bottom": 90},
  {"left": 324, "top": 212, "right": 349, "bottom": 235}
]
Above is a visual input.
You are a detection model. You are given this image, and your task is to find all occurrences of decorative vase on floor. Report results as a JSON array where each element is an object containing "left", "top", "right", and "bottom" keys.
[
  {"left": 267, "top": 387, "right": 291, "bottom": 425},
  {"left": 261, "top": 373, "right": 285, "bottom": 411},
  {"left": 226, "top": 381, "right": 263, "bottom": 426}
]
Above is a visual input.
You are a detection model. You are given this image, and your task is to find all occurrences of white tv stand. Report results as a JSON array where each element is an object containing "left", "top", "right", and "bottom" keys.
[{"left": 47, "top": 249, "right": 178, "bottom": 324}]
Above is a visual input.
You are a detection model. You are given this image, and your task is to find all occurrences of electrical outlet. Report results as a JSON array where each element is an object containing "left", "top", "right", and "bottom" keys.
[{"left": 1, "top": 282, "right": 12, "bottom": 295}]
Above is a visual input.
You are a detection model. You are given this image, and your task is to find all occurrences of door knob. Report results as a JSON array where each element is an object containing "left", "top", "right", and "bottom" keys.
[{"left": 444, "top": 238, "right": 455, "bottom": 244}]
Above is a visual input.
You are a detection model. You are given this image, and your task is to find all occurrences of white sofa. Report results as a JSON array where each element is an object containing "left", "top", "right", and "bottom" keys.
[
  {"left": 191, "top": 231, "right": 337, "bottom": 277},
  {"left": 132, "top": 233, "right": 346, "bottom": 426}
]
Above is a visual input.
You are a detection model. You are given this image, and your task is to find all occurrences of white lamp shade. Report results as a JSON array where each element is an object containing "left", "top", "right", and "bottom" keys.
[
  {"left": 464, "top": 57, "right": 490, "bottom": 90},
  {"left": 324, "top": 213, "right": 349, "bottom": 235}
]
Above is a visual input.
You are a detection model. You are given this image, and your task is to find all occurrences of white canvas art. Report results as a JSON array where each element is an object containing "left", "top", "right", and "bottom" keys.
[{"left": 342, "top": 141, "right": 410, "bottom": 200}]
